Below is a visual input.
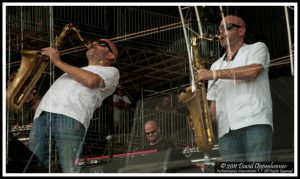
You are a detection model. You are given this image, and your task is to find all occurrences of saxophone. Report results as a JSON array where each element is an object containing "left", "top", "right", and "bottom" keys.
[
  {"left": 178, "top": 35, "right": 218, "bottom": 152},
  {"left": 6, "top": 23, "right": 85, "bottom": 113}
]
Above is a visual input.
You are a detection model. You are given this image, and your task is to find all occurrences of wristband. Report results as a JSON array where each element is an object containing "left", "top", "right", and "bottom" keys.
[
  {"left": 212, "top": 70, "right": 217, "bottom": 80},
  {"left": 230, "top": 69, "right": 237, "bottom": 85}
]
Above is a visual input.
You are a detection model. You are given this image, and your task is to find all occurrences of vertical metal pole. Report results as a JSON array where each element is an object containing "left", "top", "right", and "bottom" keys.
[
  {"left": 6, "top": 10, "right": 10, "bottom": 168},
  {"left": 170, "top": 81, "right": 174, "bottom": 142},
  {"left": 141, "top": 86, "right": 146, "bottom": 149},
  {"left": 48, "top": 6, "right": 54, "bottom": 173},
  {"left": 284, "top": 6, "right": 294, "bottom": 76},
  {"left": 194, "top": 6, "right": 204, "bottom": 36},
  {"left": 20, "top": 6, "right": 23, "bottom": 50},
  {"left": 178, "top": 6, "right": 196, "bottom": 92}
]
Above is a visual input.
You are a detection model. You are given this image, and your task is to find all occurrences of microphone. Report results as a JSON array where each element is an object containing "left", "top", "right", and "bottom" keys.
[
  {"left": 106, "top": 135, "right": 113, "bottom": 162},
  {"left": 106, "top": 135, "right": 113, "bottom": 141}
]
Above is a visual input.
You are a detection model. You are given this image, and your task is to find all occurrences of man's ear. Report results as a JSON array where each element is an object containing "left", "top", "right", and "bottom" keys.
[{"left": 239, "top": 27, "right": 246, "bottom": 37}]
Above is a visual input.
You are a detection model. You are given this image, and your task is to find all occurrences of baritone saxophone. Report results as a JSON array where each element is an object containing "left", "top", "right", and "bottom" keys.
[{"left": 6, "top": 23, "right": 87, "bottom": 113}]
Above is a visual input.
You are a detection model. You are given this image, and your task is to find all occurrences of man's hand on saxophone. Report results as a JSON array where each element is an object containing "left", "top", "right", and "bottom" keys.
[
  {"left": 196, "top": 68, "right": 215, "bottom": 81},
  {"left": 41, "top": 47, "right": 62, "bottom": 65}
]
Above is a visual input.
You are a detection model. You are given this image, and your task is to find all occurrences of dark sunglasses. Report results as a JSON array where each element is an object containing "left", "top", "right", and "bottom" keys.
[
  {"left": 96, "top": 40, "right": 113, "bottom": 53},
  {"left": 146, "top": 128, "right": 157, "bottom": 136},
  {"left": 219, "top": 23, "right": 241, "bottom": 31}
]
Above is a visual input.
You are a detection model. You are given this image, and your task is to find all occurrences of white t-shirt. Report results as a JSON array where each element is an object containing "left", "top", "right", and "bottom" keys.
[
  {"left": 207, "top": 42, "right": 273, "bottom": 138},
  {"left": 34, "top": 65, "right": 120, "bottom": 130}
]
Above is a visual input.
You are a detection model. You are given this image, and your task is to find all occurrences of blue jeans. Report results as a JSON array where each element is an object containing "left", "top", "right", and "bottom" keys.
[
  {"left": 218, "top": 124, "right": 273, "bottom": 162},
  {"left": 29, "top": 112, "right": 85, "bottom": 173}
]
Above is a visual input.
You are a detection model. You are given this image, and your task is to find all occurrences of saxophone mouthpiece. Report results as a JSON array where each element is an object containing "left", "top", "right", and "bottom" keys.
[
  {"left": 197, "top": 34, "right": 222, "bottom": 41},
  {"left": 213, "top": 35, "right": 222, "bottom": 41},
  {"left": 85, "top": 42, "right": 93, "bottom": 49}
]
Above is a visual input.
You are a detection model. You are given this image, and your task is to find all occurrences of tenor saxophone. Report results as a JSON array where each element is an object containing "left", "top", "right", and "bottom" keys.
[
  {"left": 178, "top": 35, "right": 218, "bottom": 152},
  {"left": 6, "top": 23, "right": 85, "bottom": 113}
]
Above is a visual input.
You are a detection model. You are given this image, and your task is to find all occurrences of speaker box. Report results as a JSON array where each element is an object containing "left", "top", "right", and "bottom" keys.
[{"left": 6, "top": 136, "right": 48, "bottom": 173}]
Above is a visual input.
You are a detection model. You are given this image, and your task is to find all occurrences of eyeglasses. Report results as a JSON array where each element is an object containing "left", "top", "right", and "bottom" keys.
[
  {"left": 96, "top": 40, "right": 113, "bottom": 53},
  {"left": 219, "top": 23, "right": 241, "bottom": 31},
  {"left": 146, "top": 128, "right": 157, "bottom": 136}
]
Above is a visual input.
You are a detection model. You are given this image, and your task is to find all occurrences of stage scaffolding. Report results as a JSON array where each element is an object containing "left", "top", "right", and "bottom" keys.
[{"left": 5, "top": 6, "right": 221, "bottom": 172}]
